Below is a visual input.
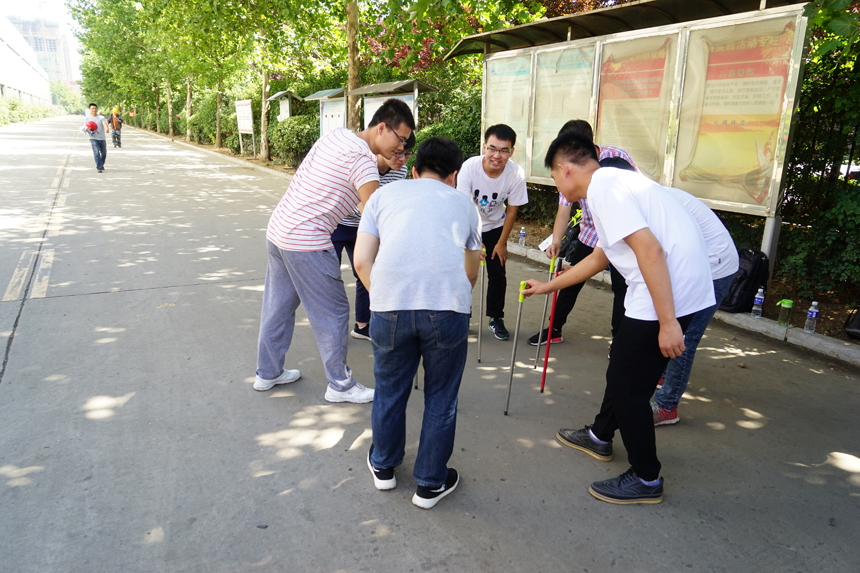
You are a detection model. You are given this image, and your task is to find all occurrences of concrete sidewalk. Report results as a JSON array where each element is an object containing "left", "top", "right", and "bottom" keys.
[{"left": 1, "top": 117, "right": 858, "bottom": 572}]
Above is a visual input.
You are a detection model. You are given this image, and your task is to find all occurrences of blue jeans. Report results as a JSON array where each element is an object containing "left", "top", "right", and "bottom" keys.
[
  {"left": 111, "top": 129, "right": 121, "bottom": 147},
  {"left": 369, "top": 310, "right": 469, "bottom": 487},
  {"left": 654, "top": 272, "right": 737, "bottom": 411},
  {"left": 90, "top": 139, "right": 106, "bottom": 169}
]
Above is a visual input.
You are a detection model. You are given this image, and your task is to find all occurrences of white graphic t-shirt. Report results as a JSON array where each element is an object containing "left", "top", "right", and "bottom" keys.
[{"left": 456, "top": 156, "right": 528, "bottom": 233}]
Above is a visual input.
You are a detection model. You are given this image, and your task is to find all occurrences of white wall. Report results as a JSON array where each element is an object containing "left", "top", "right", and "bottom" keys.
[{"left": 0, "top": 15, "right": 51, "bottom": 105}]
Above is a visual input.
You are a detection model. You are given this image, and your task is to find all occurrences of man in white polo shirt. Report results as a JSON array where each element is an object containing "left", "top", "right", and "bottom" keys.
[
  {"left": 522, "top": 132, "right": 714, "bottom": 504},
  {"left": 255, "top": 99, "right": 415, "bottom": 404}
]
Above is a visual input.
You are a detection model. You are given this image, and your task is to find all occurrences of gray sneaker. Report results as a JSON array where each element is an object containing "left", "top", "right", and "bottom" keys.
[
  {"left": 556, "top": 425, "right": 613, "bottom": 461},
  {"left": 253, "top": 369, "right": 301, "bottom": 391},
  {"left": 588, "top": 467, "right": 663, "bottom": 504}
]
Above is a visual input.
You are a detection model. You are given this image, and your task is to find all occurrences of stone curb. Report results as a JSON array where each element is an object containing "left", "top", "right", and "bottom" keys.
[
  {"left": 505, "top": 241, "right": 860, "bottom": 367},
  {"left": 127, "top": 126, "right": 294, "bottom": 182}
]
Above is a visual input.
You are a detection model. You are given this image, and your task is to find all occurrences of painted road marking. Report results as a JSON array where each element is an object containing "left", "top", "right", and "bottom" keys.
[
  {"left": 48, "top": 211, "right": 63, "bottom": 237},
  {"left": 30, "top": 250, "right": 55, "bottom": 299},
  {"left": 2, "top": 251, "right": 36, "bottom": 302},
  {"left": 51, "top": 177, "right": 60, "bottom": 188},
  {"left": 57, "top": 193, "right": 66, "bottom": 206},
  {"left": 31, "top": 213, "right": 48, "bottom": 236},
  {"left": 63, "top": 178, "right": 70, "bottom": 188}
]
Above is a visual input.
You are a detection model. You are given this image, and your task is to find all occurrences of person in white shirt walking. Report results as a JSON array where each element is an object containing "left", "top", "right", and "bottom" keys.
[
  {"left": 80, "top": 103, "right": 110, "bottom": 172},
  {"left": 255, "top": 99, "right": 415, "bottom": 404}
]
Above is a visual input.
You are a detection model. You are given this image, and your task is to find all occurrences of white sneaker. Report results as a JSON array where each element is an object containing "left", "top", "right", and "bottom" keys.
[
  {"left": 324, "top": 381, "right": 374, "bottom": 403},
  {"left": 253, "top": 369, "right": 301, "bottom": 391}
]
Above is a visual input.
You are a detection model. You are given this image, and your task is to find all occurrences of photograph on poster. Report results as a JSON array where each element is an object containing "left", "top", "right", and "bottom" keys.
[
  {"left": 674, "top": 16, "right": 795, "bottom": 207},
  {"left": 596, "top": 35, "right": 677, "bottom": 182},
  {"left": 485, "top": 55, "right": 531, "bottom": 167},
  {"left": 531, "top": 46, "right": 594, "bottom": 178}
]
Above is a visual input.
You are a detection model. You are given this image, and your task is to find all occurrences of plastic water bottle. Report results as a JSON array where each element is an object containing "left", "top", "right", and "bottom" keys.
[
  {"left": 804, "top": 302, "right": 819, "bottom": 333},
  {"left": 518, "top": 227, "right": 526, "bottom": 247},
  {"left": 751, "top": 288, "right": 764, "bottom": 319}
]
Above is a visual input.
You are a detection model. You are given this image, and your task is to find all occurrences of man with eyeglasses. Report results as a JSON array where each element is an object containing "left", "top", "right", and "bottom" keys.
[
  {"left": 332, "top": 132, "right": 416, "bottom": 342},
  {"left": 255, "top": 99, "right": 415, "bottom": 404},
  {"left": 456, "top": 124, "right": 528, "bottom": 340}
]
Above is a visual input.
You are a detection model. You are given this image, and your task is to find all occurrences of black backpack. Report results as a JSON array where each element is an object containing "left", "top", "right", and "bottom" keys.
[
  {"left": 558, "top": 208, "right": 582, "bottom": 262},
  {"left": 718, "top": 248, "right": 770, "bottom": 313}
]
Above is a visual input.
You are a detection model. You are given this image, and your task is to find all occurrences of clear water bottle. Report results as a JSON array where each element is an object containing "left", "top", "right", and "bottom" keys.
[
  {"left": 804, "top": 301, "right": 819, "bottom": 333},
  {"left": 777, "top": 299, "right": 793, "bottom": 327},
  {"left": 518, "top": 227, "right": 526, "bottom": 247},
  {"left": 751, "top": 288, "right": 764, "bottom": 318}
]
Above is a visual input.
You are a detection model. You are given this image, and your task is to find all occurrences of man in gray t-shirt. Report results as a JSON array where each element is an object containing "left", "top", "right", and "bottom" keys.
[
  {"left": 354, "top": 137, "right": 481, "bottom": 509},
  {"left": 80, "top": 103, "right": 110, "bottom": 172}
]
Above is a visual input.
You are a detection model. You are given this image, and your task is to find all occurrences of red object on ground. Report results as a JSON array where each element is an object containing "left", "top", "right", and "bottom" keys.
[
  {"left": 86, "top": 121, "right": 98, "bottom": 131},
  {"left": 540, "top": 268, "right": 562, "bottom": 393}
]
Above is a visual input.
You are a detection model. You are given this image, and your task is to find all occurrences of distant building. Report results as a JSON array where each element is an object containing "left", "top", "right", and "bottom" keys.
[
  {"left": 8, "top": 16, "right": 76, "bottom": 91},
  {"left": 0, "top": 15, "right": 51, "bottom": 105}
]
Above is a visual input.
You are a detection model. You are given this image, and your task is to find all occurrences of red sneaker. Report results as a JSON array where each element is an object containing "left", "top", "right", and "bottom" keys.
[{"left": 651, "top": 402, "right": 679, "bottom": 426}]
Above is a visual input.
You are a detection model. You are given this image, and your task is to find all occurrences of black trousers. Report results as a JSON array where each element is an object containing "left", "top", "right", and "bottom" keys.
[
  {"left": 591, "top": 313, "right": 694, "bottom": 481},
  {"left": 482, "top": 226, "right": 506, "bottom": 319}
]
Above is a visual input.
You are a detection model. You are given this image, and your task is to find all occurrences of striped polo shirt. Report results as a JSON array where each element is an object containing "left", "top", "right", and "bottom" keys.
[
  {"left": 339, "top": 165, "right": 408, "bottom": 228},
  {"left": 266, "top": 128, "right": 379, "bottom": 251}
]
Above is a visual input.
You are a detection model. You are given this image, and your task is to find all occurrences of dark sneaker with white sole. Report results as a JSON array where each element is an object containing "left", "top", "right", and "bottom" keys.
[
  {"left": 412, "top": 468, "right": 459, "bottom": 509},
  {"left": 556, "top": 425, "right": 613, "bottom": 461},
  {"left": 350, "top": 323, "right": 371, "bottom": 341},
  {"left": 588, "top": 467, "right": 664, "bottom": 504},
  {"left": 488, "top": 318, "right": 510, "bottom": 340},
  {"left": 528, "top": 327, "right": 563, "bottom": 346},
  {"left": 367, "top": 444, "right": 396, "bottom": 490}
]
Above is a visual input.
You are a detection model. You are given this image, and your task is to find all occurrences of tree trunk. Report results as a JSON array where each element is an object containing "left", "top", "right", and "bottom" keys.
[
  {"left": 165, "top": 78, "right": 174, "bottom": 138},
  {"left": 155, "top": 86, "right": 161, "bottom": 134},
  {"left": 346, "top": 0, "right": 361, "bottom": 132},
  {"left": 260, "top": 67, "right": 270, "bottom": 161},
  {"left": 215, "top": 75, "right": 223, "bottom": 149},
  {"left": 186, "top": 75, "right": 193, "bottom": 142}
]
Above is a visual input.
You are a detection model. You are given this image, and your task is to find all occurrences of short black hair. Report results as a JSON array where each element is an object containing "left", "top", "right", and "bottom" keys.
[
  {"left": 544, "top": 132, "right": 599, "bottom": 170},
  {"left": 88, "top": 103, "right": 98, "bottom": 108},
  {"left": 599, "top": 156, "right": 635, "bottom": 171},
  {"left": 558, "top": 119, "right": 593, "bottom": 140},
  {"left": 404, "top": 130, "right": 416, "bottom": 150},
  {"left": 484, "top": 124, "right": 516, "bottom": 147},
  {"left": 414, "top": 137, "right": 463, "bottom": 180},
  {"left": 368, "top": 99, "right": 416, "bottom": 131}
]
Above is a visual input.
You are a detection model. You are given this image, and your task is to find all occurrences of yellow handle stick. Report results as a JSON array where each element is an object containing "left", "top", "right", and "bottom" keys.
[{"left": 518, "top": 280, "right": 527, "bottom": 303}]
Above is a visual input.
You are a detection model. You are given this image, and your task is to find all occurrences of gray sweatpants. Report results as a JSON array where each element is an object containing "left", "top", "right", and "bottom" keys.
[{"left": 256, "top": 240, "right": 354, "bottom": 391}]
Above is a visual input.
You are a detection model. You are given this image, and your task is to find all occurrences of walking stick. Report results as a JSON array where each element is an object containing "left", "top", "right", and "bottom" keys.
[
  {"left": 540, "top": 266, "right": 562, "bottom": 393},
  {"left": 533, "top": 257, "right": 557, "bottom": 368},
  {"left": 477, "top": 248, "right": 486, "bottom": 363},
  {"left": 504, "top": 281, "right": 528, "bottom": 416}
]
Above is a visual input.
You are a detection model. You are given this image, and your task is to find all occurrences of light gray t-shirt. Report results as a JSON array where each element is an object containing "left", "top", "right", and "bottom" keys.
[
  {"left": 358, "top": 178, "right": 482, "bottom": 314},
  {"left": 81, "top": 114, "right": 107, "bottom": 141}
]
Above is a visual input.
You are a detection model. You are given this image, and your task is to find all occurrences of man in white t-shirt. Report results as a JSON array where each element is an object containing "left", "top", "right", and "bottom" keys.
[
  {"left": 354, "top": 137, "right": 482, "bottom": 509},
  {"left": 456, "top": 124, "right": 528, "bottom": 340},
  {"left": 522, "top": 133, "right": 714, "bottom": 505},
  {"left": 80, "top": 103, "right": 110, "bottom": 172},
  {"left": 255, "top": 99, "right": 415, "bottom": 404}
]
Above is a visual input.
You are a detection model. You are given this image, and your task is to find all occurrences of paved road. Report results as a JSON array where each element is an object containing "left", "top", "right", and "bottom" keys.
[{"left": 1, "top": 116, "right": 858, "bottom": 572}]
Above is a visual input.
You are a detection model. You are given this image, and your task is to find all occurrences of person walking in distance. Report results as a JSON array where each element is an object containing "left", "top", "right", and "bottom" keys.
[
  {"left": 109, "top": 107, "right": 123, "bottom": 148},
  {"left": 81, "top": 103, "right": 110, "bottom": 172},
  {"left": 456, "top": 124, "right": 528, "bottom": 340}
]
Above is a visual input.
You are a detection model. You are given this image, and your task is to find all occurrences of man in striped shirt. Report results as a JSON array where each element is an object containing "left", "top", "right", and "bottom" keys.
[
  {"left": 255, "top": 99, "right": 415, "bottom": 404},
  {"left": 528, "top": 120, "right": 637, "bottom": 349}
]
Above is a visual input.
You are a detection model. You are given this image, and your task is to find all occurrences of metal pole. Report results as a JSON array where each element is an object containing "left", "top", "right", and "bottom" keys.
[
  {"left": 533, "top": 258, "right": 556, "bottom": 368},
  {"left": 239, "top": 133, "right": 244, "bottom": 155},
  {"left": 252, "top": 131, "right": 257, "bottom": 159},
  {"left": 504, "top": 281, "right": 528, "bottom": 416},
  {"left": 477, "top": 248, "right": 486, "bottom": 363}
]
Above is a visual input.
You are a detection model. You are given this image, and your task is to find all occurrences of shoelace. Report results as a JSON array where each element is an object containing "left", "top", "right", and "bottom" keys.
[{"left": 617, "top": 468, "right": 639, "bottom": 485}]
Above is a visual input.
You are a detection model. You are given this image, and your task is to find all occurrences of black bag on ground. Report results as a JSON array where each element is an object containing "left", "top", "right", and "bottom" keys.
[
  {"left": 845, "top": 308, "right": 860, "bottom": 339},
  {"left": 718, "top": 248, "right": 770, "bottom": 313}
]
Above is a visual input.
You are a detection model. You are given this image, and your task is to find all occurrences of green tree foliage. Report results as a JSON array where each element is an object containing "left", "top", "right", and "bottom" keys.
[{"left": 50, "top": 81, "right": 87, "bottom": 114}]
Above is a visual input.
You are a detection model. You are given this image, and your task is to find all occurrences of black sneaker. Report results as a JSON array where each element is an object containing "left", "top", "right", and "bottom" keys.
[
  {"left": 488, "top": 318, "right": 509, "bottom": 340},
  {"left": 556, "top": 425, "right": 613, "bottom": 461},
  {"left": 350, "top": 323, "right": 371, "bottom": 341},
  {"left": 367, "top": 445, "right": 395, "bottom": 490},
  {"left": 588, "top": 467, "right": 663, "bottom": 504},
  {"left": 528, "top": 327, "right": 563, "bottom": 346},
  {"left": 412, "top": 468, "right": 459, "bottom": 509}
]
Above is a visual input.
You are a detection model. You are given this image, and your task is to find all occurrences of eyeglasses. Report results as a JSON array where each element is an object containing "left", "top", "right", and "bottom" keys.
[
  {"left": 387, "top": 125, "right": 410, "bottom": 146},
  {"left": 393, "top": 151, "right": 412, "bottom": 159},
  {"left": 486, "top": 146, "right": 512, "bottom": 156}
]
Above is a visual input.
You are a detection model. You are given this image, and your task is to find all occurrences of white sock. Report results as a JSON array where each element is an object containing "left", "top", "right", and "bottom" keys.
[
  {"left": 639, "top": 477, "right": 661, "bottom": 487},
  {"left": 588, "top": 428, "right": 608, "bottom": 445}
]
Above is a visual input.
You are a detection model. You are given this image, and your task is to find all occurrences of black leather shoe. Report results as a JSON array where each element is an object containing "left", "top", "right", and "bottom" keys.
[{"left": 556, "top": 425, "right": 613, "bottom": 461}]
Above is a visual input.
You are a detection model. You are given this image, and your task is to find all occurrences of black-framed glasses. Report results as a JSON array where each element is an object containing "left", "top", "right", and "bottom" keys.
[
  {"left": 486, "top": 145, "right": 512, "bottom": 156},
  {"left": 393, "top": 151, "right": 412, "bottom": 159},
  {"left": 387, "top": 125, "right": 409, "bottom": 146}
]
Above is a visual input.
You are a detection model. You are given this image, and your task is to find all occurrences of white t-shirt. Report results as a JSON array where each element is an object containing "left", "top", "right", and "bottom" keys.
[
  {"left": 358, "top": 178, "right": 482, "bottom": 314},
  {"left": 588, "top": 168, "right": 715, "bottom": 321},
  {"left": 267, "top": 128, "right": 379, "bottom": 251},
  {"left": 661, "top": 186, "right": 739, "bottom": 280},
  {"left": 339, "top": 165, "right": 407, "bottom": 228},
  {"left": 456, "top": 156, "right": 528, "bottom": 233}
]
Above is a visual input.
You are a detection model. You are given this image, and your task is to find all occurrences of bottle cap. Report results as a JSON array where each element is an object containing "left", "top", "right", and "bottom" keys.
[{"left": 777, "top": 299, "right": 793, "bottom": 308}]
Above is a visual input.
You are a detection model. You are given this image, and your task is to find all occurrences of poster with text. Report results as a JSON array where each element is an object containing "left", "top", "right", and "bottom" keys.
[
  {"left": 674, "top": 17, "right": 796, "bottom": 207},
  {"left": 596, "top": 35, "right": 677, "bottom": 182},
  {"left": 485, "top": 55, "right": 532, "bottom": 169},
  {"left": 320, "top": 99, "right": 346, "bottom": 136},
  {"left": 531, "top": 46, "right": 595, "bottom": 178},
  {"left": 363, "top": 95, "right": 414, "bottom": 130},
  {"left": 235, "top": 100, "right": 254, "bottom": 134}
]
